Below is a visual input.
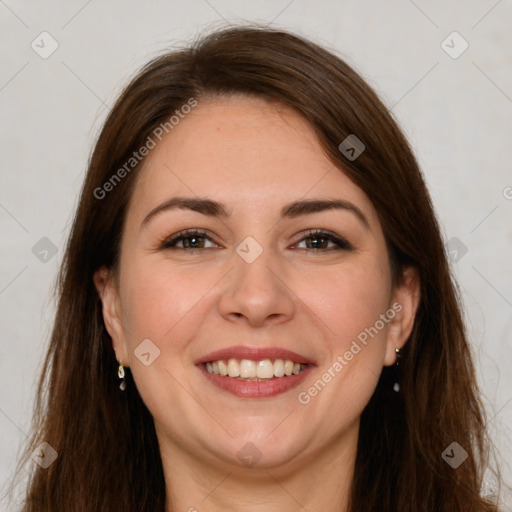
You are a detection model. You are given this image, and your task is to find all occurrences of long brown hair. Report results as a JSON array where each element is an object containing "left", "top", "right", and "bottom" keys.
[{"left": 9, "top": 24, "right": 499, "bottom": 511}]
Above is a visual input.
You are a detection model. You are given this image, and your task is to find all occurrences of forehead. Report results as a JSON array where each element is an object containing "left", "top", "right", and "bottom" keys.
[{"left": 128, "top": 95, "right": 377, "bottom": 223}]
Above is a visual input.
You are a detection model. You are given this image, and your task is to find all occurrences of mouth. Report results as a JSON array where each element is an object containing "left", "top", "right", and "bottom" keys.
[
  {"left": 195, "top": 346, "right": 315, "bottom": 398},
  {"left": 204, "top": 358, "right": 308, "bottom": 379}
]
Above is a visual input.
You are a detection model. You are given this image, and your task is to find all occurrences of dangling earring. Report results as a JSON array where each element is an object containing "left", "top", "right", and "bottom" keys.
[
  {"left": 393, "top": 347, "right": 401, "bottom": 392},
  {"left": 118, "top": 360, "right": 126, "bottom": 391}
]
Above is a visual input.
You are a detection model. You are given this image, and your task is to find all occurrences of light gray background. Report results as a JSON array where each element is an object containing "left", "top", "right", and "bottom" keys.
[{"left": 1, "top": 0, "right": 511, "bottom": 508}]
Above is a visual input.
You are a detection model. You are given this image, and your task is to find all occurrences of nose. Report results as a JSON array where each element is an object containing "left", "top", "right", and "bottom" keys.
[{"left": 218, "top": 243, "right": 296, "bottom": 328}]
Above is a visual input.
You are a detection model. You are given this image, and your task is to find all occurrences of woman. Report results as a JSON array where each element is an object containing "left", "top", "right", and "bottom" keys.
[{"left": 12, "top": 25, "right": 500, "bottom": 511}]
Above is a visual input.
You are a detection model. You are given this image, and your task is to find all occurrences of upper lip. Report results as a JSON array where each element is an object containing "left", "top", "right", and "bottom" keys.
[{"left": 195, "top": 345, "right": 316, "bottom": 365}]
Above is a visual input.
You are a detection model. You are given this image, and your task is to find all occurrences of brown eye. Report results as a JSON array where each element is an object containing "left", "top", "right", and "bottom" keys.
[
  {"left": 294, "top": 230, "right": 353, "bottom": 251},
  {"left": 160, "top": 230, "right": 219, "bottom": 250}
]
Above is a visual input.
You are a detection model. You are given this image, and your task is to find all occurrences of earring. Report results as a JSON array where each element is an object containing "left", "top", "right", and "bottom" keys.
[
  {"left": 118, "top": 360, "right": 126, "bottom": 391},
  {"left": 393, "top": 347, "right": 401, "bottom": 392}
]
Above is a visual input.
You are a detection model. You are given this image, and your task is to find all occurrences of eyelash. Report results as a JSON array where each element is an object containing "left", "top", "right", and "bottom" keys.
[{"left": 159, "top": 229, "right": 353, "bottom": 252}]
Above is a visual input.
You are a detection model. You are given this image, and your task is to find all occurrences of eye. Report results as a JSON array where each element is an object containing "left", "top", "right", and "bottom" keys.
[
  {"left": 159, "top": 228, "right": 353, "bottom": 252},
  {"left": 159, "top": 229, "right": 220, "bottom": 250},
  {"left": 293, "top": 229, "right": 353, "bottom": 252}
]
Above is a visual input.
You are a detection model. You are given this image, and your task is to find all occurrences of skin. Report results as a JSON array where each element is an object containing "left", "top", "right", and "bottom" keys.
[{"left": 94, "top": 95, "right": 420, "bottom": 512}]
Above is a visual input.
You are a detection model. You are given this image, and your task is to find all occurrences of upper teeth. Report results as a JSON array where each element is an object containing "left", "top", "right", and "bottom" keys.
[{"left": 205, "top": 358, "right": 305, "bottom": 379}]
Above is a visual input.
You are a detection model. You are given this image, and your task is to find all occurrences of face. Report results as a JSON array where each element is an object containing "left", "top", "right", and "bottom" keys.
[{"left": 95, "top": 95, "right": 419, "bottom": 473}]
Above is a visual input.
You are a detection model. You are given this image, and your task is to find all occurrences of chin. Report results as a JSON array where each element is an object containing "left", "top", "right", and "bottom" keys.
[{"left": 200, "top": 426, "right": 311, "bottom": 471}]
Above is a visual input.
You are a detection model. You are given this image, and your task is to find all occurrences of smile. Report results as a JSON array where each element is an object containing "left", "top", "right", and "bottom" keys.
[
  {"left": 196, "top": 346, "right": 315, "bottom": 398},
  {"left": 204, "top": 358, "right": 307, "bottom": 379}
]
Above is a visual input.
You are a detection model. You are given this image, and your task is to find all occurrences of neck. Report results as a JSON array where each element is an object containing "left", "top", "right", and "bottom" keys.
[{"left": 157, "top": 420, "right": 359, "bottom": 512}]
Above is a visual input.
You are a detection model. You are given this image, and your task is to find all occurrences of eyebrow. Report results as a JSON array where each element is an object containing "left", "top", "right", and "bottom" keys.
[{"left": 141, "top": 196, "right": 370, "bottom": 229}]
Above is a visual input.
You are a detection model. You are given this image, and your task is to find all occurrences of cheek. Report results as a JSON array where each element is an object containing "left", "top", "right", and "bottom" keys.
[
  {"left": 295, "top": 265, "right": 392, "bottom": 427},
  {"left": 120, "top": 260, "right": 212, "bottom": 344},
  {"left": 118, "top": 261, "right": 215, "bottom": 422},
  {"left": 302, "top": 257, "right": 392, "bottom": 346}
]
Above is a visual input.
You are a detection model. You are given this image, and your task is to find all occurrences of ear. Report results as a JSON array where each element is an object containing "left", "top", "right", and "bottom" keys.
[
  {"left": 383, "top": 266, "right": 421, "bottom": 366},
  {"left": 93, "top": 266, "right": 130, "bottom": 366}
]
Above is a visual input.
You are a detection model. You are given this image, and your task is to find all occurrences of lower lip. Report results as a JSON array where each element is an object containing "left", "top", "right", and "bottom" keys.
[{"left": 198, "top": 364, "right": 314, "bottom": 398}]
